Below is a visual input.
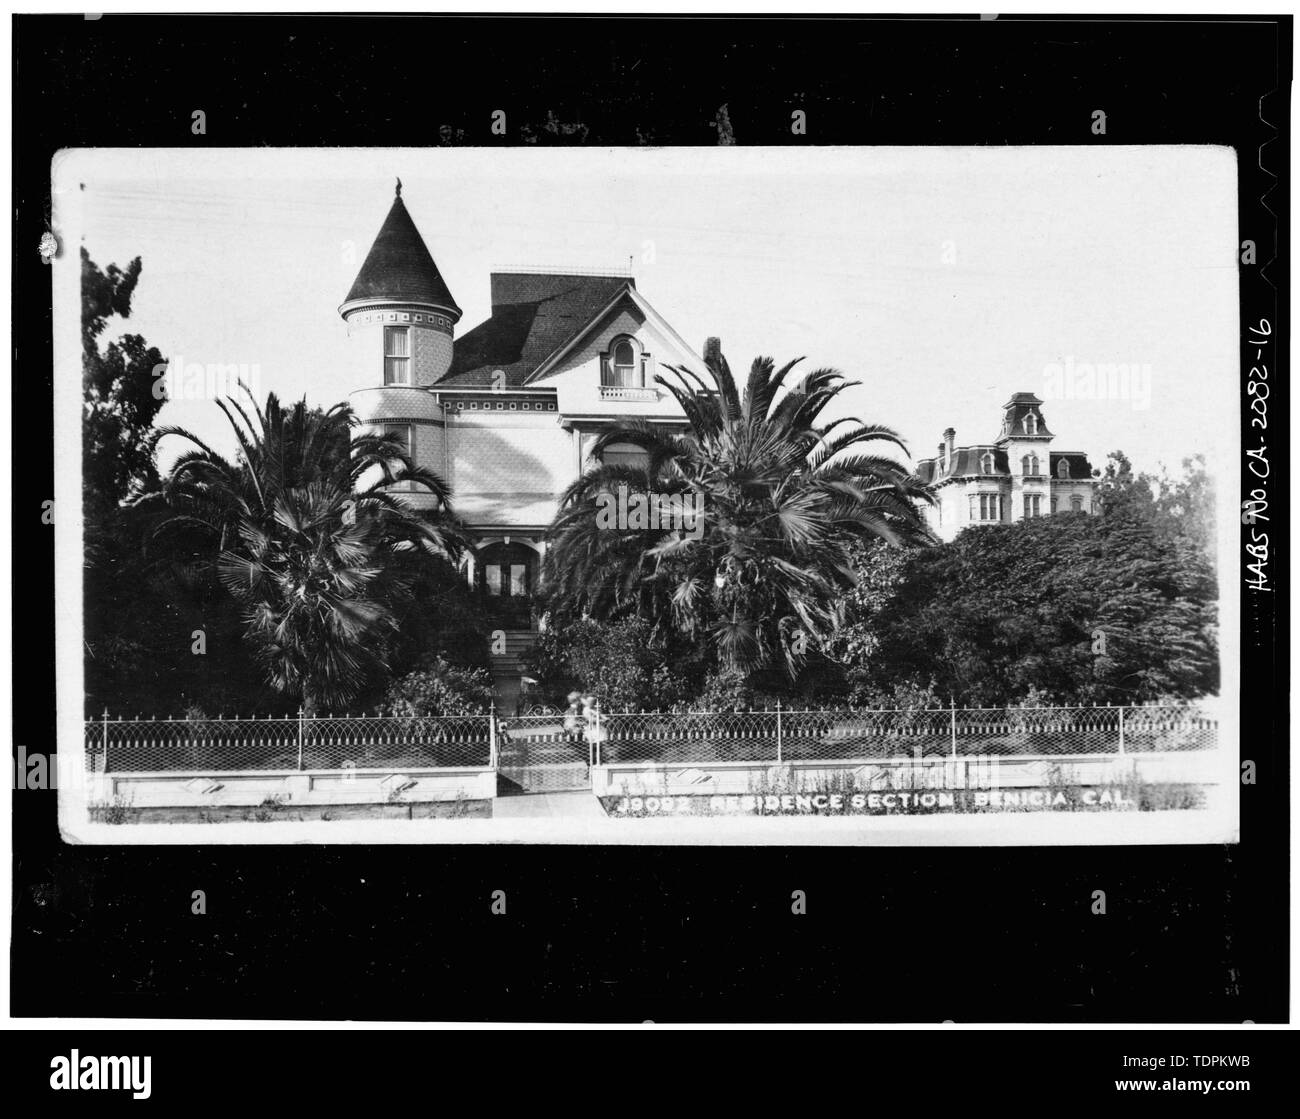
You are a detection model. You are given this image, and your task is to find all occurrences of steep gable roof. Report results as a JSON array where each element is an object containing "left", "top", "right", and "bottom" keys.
[
  {"left": 439, "top": 272, "right": 632, "bottom": 387},
  {"left": 342, "top": 190, "right": 461, "bottom": 316}
]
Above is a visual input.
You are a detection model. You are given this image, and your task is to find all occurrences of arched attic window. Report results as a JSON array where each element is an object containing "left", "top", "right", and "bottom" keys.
[
  {"left": 601, "top": 335, "right": 650, "bottom": 389},
  {"left": 980, "top": 452, "right": 995, "bottom": 475},
  {"left": 1057, "top": 458, "right": 1070, "bottom": 479}
]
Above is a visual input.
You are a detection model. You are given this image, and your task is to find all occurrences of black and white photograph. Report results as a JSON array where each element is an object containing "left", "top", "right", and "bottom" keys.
[
  {"left": 7, "top": 8, "right": 1290, "bottom": 1054},
  {"left": 55, "top": 145, "right": 1238, "bottom": 844}
]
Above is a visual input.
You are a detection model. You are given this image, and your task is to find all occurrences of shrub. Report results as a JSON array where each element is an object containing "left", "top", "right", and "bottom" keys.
[
  {"left": 527, "top": 617, "right": 686, "bottom": 711},
  {"left": 693, "top": 667, "right": 789, "bottom": 712},
  {"left": 381, "top": 657, "right": 494, "bottom": 717}
]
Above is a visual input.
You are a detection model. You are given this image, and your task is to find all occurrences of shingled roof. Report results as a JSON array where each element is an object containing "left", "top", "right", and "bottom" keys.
[
  {"left": 915, "top": 448, "right": 1094, "bottom": 485},
  {"left": 342, "top": 186, "right": 461, "bottom": 316},
  {"left": 439, "top": 272, "right": 633, "bottom": 387},
  {"left": 996, "top": 392, "right": 1055, "bottom": 441}
]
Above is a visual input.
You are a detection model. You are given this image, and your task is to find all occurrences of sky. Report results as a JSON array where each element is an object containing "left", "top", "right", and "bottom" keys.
[{"left": 56, "top": 145, "right": 1240, "bottom": 479}]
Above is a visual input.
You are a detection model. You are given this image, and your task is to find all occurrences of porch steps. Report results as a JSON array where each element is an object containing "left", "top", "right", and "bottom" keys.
[{"left": 488, "top": 629, "right": 538, "bottom": 677}]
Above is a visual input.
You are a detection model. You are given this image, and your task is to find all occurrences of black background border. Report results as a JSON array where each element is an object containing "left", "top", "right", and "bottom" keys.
[{"left": 10, "top": 12, "right": 1291, "bottom": 1027}]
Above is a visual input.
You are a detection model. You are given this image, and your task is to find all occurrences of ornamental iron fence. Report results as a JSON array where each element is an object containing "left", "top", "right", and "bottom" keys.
[{"left": 84, "top": 703, "right": 1217, "bottom": 775}]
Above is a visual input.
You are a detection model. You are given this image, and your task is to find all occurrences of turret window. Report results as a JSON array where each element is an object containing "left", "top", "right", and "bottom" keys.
[
  {"left": 384, "top": 326, "right": 411, "bottom": 385},
  {"left": 1023, "top": 412, "right": 1038, "bottom": 435},
  {"left": 383, "top": 423, "right": 412, "bottom": 460}
]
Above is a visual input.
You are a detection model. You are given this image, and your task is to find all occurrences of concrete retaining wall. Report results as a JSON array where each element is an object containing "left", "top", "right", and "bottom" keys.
[
  {"left": 92, "top": 767, "right": 497, "bottom": 808},
  {"left": 591, "top": 752, "right": 1223, "bottom": 799}
]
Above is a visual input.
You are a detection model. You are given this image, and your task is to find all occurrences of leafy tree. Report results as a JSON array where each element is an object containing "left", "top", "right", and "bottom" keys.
[
  {"left": 1097, "top": 450, "right": 1216, "bottom": 549},
  {"left": 823, "top": 537, "right": 914, "bottom": 703},
  {"left": 847, "top": 507, "right": 1217, "bottom": 706},
  {"left": 540, "top": 347, "right": 933, "bottom": 681},
  {"left": 149, "top": 389, "right": 466, "bottom": 711},
  {"left": 82, "top": 247, "right": 167, "bottom": 515},
  {"left": 81, "top": 248, "right": 241, "bottom": 715}
]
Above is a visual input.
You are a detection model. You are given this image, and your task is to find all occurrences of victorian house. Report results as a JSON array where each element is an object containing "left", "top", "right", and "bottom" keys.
[
  {"left": 341, "top": 183, "right": 704, "bottom": 705},
  {"left": 914, "top": 392, "right": 1098, "bottom": 542}
]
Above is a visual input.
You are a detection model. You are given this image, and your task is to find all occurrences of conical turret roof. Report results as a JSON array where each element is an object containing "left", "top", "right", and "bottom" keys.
[{"left": 342, "top": 182, "right": 461, "bottom": 317}]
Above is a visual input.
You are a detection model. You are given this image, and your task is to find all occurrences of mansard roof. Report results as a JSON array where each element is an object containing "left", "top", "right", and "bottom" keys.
[
  {"left": 996, "top": 393, "right": 1055, "bottom": 441},
  {"left": 915, "top": 448, "right": 1095, "bottom": 486},
  {"left": 342, "top": 187, "right": 461, "bottom": 316},
  {"left": 439, "top": 272, "right": 634, "bottom": 387}
]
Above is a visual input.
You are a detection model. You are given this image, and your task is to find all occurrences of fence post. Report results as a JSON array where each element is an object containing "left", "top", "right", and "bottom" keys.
[
  {"left": 101, "top": 707, "right": 110, "bottom": 773},
  {"left": 1117, "top": 705, "right": 1125, "bottom": 756},
  {"left": 950, "top": 699, "right": 958, "bottom": 758},
  {"left": 297, "top": 707, "right": 305, "bottom": 771},
  {"left": 775, "top": 700, "right": 783, "bottom": 764},
  {"left": 488, "top": 704, "right": 497, "bottom": 769},
  {"left": 594, "top": 701, "right": 602, "bottom": 767}
]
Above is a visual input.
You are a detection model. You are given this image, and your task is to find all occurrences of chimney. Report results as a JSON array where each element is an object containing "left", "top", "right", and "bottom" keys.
[
  {"left": 943, "top": 427, "right": 956, "bottom": 454},
  {"left": 703, "top": 337, "right": 722, "bottom": 366}
]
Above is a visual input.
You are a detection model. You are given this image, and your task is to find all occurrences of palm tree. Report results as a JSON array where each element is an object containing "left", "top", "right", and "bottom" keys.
[
  {"left": 146, "top": 387, "right": 466, "bottom": 710},
  {"left": 541, "top": 349, "right": 933, "bottom": 679}
]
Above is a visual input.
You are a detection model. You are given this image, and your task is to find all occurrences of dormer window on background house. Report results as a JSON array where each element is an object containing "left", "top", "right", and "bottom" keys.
[
  {"left": 1057, "top": 458, "right": 1070, "bottom": 478},
  {"left": 980, "top": 452, "right": 995, "bottom": 474},
  {"left": 1023, "top": 412, "right": 1038, "bottom": 434},
  {"left": 384, "top": 326, "right": 410, "bottom": 385}
]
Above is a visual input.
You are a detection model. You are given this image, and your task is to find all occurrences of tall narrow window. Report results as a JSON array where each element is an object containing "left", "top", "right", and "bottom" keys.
[
  {"left": 968, "top": 495, "right": 978, "bottom": 522},
  {"left": 980, "top": 452, "right": 995, "bottom": 475},
  {"left": 612, "top": 339, "right": 637, "bottom": 387},
  {"left": 384, "top": 326, "right": 411, "bottom": 385},
  {"left": 1057, "top": 458, "right": 1070, "bottom": 479},
  {"left": 1022, "top": 454, "right": 1040, "bottom": 476},
  {"left": 383, "top": 423, "right": 412, "bottom": 460},
  {"left": 1024, "top": 412, "right": 1038, "bottom": 435},
  {"left": 1024, "top": 494, "right": 1043, "bottom": 518},
  {"left": 1070, "top": 494, "right": 1084, "bottom": 513}
]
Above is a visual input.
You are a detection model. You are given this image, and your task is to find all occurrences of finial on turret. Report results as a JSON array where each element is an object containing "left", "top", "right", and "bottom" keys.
[{"left": 395, "top": 177, "right": 402, "bottom": 198}]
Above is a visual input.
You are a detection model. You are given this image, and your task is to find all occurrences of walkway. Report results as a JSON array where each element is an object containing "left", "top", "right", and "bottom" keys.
[{"left": 492, "top": 791, "right": 607, "bottom": 819}]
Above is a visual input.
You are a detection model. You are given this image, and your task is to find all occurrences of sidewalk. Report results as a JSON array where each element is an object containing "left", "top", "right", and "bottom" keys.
[{"left": 493, "top": 791, "right": 607, "bottom": 819}]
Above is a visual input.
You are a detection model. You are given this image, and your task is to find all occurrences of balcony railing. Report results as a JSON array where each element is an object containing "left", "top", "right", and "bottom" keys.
[{"left": 599, "top": 385, "right": 659, "bottom": 402}]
